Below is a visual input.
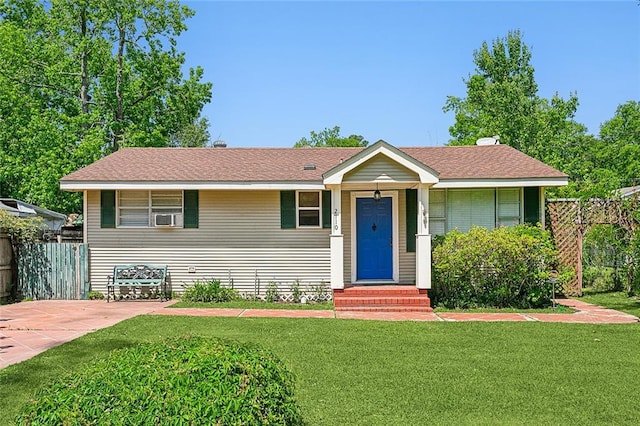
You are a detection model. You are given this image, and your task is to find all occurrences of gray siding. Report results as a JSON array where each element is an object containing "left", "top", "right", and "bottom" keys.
[
  {"left": 87, "top": 190, "right": 329, "bottom": 248},
  {"left": 343, "top": 154, "right": 419, "bottom": 183},
  {"left": 90, "top": 247, "right": 330, "bottom": 295}
]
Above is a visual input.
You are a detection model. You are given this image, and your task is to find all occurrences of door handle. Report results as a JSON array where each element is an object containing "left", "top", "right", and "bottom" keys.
[{"left": 389, "top": 238, "right": 393, "bottom": 248}]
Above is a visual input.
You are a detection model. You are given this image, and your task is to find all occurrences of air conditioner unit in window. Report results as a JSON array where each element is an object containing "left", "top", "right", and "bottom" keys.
[{"left": 154, "top": 213, "right": 176, "bottom": 227}]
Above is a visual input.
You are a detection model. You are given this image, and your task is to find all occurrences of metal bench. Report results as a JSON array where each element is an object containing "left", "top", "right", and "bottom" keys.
[{"left": 107, "top": 264, "right": 167, "bottom": 302}]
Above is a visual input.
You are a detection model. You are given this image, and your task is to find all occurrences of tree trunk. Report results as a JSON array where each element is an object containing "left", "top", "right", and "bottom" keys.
[
  {"left": 79, "top": 7, "right": 90, "bottom": 115},
  {"left": 113, "top": 23, "right": 125, "bottom": 152}
]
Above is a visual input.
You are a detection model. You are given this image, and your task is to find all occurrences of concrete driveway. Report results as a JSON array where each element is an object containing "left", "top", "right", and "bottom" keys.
[{"left": 0, "top": 300, "right": 171, "bottom": 369}]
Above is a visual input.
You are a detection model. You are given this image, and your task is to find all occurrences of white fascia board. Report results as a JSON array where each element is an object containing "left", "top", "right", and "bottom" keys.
[
  {"left": 432, "top": 177, "right": 568, "bottom": 188},
  {"left": 324, "top": 145, "right": 438, "bottom": 185},
  {"left": 60, "top": 181, "right": 325, "bottom": 191}
]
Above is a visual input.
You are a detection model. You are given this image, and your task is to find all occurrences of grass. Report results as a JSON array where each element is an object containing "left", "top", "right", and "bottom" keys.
[
  {"left": 433, "top": 304, "right": 575, "bottom": 313},
  {"left": 170, "top": 300, "right": 334, "bottom": 310},
  {"left": 2, "top": 317, "right": 640, "bottom": 425},
  {"left": 579, "top": 290, "right": 640, "bottom": 318}
]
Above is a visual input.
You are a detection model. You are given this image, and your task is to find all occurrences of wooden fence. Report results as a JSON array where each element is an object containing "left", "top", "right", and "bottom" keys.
[
  {"left": 18, "top": 243, "right": 89, "bottom": 300},
  {"left": 0, "top": 232, "right": 12, "bottom": 301}
]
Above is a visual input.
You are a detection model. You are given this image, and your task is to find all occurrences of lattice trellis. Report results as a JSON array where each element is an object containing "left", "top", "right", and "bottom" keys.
[
  {"left": 547, "top": 196, "right": 638, "bottom": 296},
  {"left": 547, "top": 200, "right": 582, "bottom": 295}
]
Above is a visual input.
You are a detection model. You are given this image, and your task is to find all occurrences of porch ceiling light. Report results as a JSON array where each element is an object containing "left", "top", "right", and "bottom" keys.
[{"left": 373, "top": 184, "right": 381, "bottom": 202}]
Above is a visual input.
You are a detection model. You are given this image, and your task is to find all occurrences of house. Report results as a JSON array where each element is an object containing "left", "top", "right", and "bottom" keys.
[
  {"left": 0, "top": 198, "right": 67, "bottom": 231},
  {"left": 59, "top": 140, "right": 568, "bottom": 299}
]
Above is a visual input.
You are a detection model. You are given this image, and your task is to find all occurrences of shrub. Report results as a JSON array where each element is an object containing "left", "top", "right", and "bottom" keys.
[
  {"left": 16, "top": 336, "right": 304, "bottom": 425},
  {"left": 182, "top": 279, "right": 239, "bottom": 303},
  {"left": 432, "top": 225, "right": 564, "bottom": 309},
  {"left": 87, "top": 290, "right": 105, "bottom": 300},
  {"left": 266, "top": 281, "right": 280, "bottom": 303},
  {"left": 289, "top": 280, "right": 304, "bottom": 303},
  {"left": 309, "top": 282, "right": 331, "bottom": 302}
]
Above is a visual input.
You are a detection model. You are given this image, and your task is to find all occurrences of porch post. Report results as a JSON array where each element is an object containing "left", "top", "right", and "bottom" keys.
[
  {"left": 415, "top": 185, "right": 432, "bottom": 289},
  {"left": 329, "top": 186, "right": 344, "bottom": 289}
]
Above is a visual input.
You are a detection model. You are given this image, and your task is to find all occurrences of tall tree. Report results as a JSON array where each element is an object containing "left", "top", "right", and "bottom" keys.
[
  {"left": 294, "top": 126, "right": 368, "bottom": 148},
  {"left": 0, "top": 0, "right": 212, "bottom": 213},
  {"left": 443, "top": 30, "right": 585, "bottom": 170},
  {"left": 168, "top": 117, "right": 211, "bottom": 147},
  {"left": 597, "top": 101, "right": 640, "bottom": 187}
]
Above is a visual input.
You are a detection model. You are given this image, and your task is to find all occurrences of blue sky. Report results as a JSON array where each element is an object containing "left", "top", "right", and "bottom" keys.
[{"left": 179, "top": 1, "right": 640, "bottom": 147}]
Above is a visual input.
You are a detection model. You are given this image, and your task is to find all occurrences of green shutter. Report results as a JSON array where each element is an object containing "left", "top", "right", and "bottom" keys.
[
  {"left": 524, "top": 187, "right": 540, "bottom": 225},
  {"left": 406, "top": 189, "right": 417, "bottom": 252},
  {"left": 183, "top": 190, "right": 199, "bottom": 228},
  {"left": 280, "top": 190, "right": 296, "bottom": 229},
  {"left": 322, "top": 190, "right": 331, "bottom": 229},
  {"left": 100, "top": 190, "right": 116, "bottom": 228}
]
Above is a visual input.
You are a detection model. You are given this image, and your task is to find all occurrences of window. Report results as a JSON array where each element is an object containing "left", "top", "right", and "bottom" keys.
[
  {"left": 429, "top": 189, "right": 446, "bottom": 236},
  {"left": 447, "top": 189, "right": 496, "bottom": 233},
  {"left": 497, "top": 188, "right": 521, "bottom": 227},
  {"left": 117, "top": 190, "right": 183, "bottom": 227},
  {"left": 297, "top": 191, "right": 321, "bottom": 227}
]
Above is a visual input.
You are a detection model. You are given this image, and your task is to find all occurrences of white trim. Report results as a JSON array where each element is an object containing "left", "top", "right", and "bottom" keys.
[
  {"left": 116, "top": 190, "right": 184, "bottom": 229},
  {"left": 324, "top": 140, "right": 439, "bottom": 185},
  {"left": 60, "top": 181, "right": 326, "bottom": 191},
  {"left": 82, "top": 190, "right": 88, "bottom": 244},
  {"left": 296, "top": 190, "right": 322, "bottom": 229},
  {"left": 350, "top": 191, "right": 399, "bottom": 284},
  {"left": 433, "top": 178, "right": 568, "bottom": 188},
  {"left": 330, "top": 187, "right": 344, "bottom": 289},
  {"left": 62, "top": 178, "right": 567, "bottom": 191},
  {"left": 540, "top": 187, "right": 546, "bottom": 228}
]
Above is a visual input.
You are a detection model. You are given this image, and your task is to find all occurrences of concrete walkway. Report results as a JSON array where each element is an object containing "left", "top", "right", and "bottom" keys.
[{"left": 1, "top": 299, "right": 638, "bottom": 369}]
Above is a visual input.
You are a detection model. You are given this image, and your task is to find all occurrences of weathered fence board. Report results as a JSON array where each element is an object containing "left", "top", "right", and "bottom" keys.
[
  {"left": 18, "top": 243, "right": 89, "bottom": 300},
  {"left": 0, "top": 232, "right": 12, "bottom": 301}
]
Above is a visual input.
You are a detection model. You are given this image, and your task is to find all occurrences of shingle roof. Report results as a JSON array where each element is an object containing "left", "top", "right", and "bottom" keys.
[{"left": 60, "top": 144, "right": 567, "bottom": 183}]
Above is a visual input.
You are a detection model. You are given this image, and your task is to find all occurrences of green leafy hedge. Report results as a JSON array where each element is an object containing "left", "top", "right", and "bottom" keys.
[
  {"left": 432, "top": 225, "right": 566, "bottom": 309},
  {"left": 182, "top": 279, "right": 240, "bottom": 303},
  {"left": 17, "top": 336, "right": 303, "bottom": 425}
]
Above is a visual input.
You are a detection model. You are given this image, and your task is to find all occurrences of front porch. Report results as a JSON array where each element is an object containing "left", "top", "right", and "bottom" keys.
[{"left": 324, "top": 140, "right": 438, "bottom": 293}]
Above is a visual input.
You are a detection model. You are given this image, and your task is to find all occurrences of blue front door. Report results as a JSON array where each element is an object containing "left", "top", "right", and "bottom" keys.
[{"left": 356, "top": 197, "right": 393, "bottom": 280}]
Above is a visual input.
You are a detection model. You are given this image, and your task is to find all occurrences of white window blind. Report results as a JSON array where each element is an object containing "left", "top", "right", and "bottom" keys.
[
  {"left": 118, "top": 190, "right": 183, "bottom": 227},
  {"left": 429, "top": 189, "right": 446, "bottom": 236},
  {"left": 497, "top": 188, "right": 521, "bottom": 227},
  {"left": 447, "top": 189, "right": 495, "bottom": 232}
]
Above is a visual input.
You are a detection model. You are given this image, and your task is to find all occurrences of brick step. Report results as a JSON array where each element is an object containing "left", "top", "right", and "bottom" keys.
[
  {"left": 335, "top": 305, "right": 433, "bottom": 312},
  {"left": 334, "top": 296, "right": 431, "bottom": 307},
  {"left": 336, "top": 286, "right": 426, "bottom": 297},
  {"left": 333, "top": 286, "right": 431, "bottom": 312}
]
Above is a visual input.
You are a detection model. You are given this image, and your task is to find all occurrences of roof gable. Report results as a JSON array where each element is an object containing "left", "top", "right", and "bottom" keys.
[{"left": 323, "top": 140, "right": 439, "bottom": 185}]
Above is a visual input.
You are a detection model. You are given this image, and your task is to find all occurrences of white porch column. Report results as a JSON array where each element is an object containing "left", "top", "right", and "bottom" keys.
[
  {"left": 416, "top": 185, "right": 432, "bottom": 289},
  {"left": 329, "top": 187, "right": 344, "bottom": 289}
]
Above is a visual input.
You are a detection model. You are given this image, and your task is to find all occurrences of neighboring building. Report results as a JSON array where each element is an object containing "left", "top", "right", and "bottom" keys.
[
  {"left": 60, "top": 140, "right": 568, "bottom": 295},
  {"left": 619, "top": 185, "right": 640, "bottom": 199},
  {"left": 0, "top": 198, "right": 67, "bottom": 231}
]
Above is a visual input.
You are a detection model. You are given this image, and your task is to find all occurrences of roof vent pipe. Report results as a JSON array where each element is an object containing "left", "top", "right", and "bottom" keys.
[{"left": 213, "top": 140, "right": 227, "bottom": 148}]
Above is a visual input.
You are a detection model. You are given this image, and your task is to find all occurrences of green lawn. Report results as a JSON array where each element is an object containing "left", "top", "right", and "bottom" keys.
[
  {"left": 2, "top": 317, "right": 639, "bottom": 425},
  {"left": 579, "top": 291, "right": 640, "bottom": 318},
  {"left": 433, "top": 305, "right": 574, "bottom": 313}
]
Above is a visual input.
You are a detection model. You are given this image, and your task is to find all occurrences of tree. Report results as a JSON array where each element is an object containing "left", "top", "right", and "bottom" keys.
[
  {"left": 294, "top": 126, "right": 368, "bottom": 148},
  {"left": 597, "top": 101, "right": 640, "bottom": 187},
  {"left": 168, "top": 117, "right": 211, "bottom": 147},
  {"left": 443, "top": 30, "right": 586, "bottom": 174},
  {"left": 0, "top": 0, "right": 212, "bottom": 213}
]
